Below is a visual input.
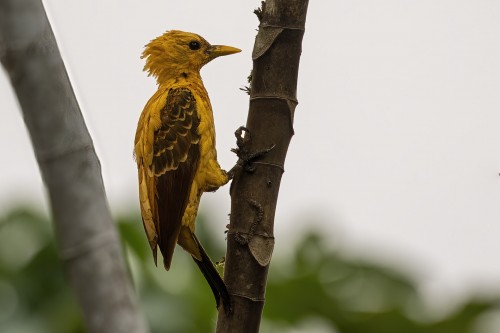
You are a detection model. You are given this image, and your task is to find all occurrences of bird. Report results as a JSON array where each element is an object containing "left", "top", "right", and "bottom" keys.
[{"left": 134, "top": 30, "right": 240, "bottom": 312}]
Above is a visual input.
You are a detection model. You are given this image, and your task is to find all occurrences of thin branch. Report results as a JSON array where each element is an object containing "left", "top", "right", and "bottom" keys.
[
  {"left": 216, "top": 0, "right": 309, "bottom": 331},
  {"left": 0, "top": 1, "right": 148, "bottom": 332}
]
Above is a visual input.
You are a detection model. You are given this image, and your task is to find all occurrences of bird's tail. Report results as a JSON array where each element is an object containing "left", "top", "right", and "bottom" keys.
[{"left": 191, "top": 233, "right": 231, "bottom": 313}]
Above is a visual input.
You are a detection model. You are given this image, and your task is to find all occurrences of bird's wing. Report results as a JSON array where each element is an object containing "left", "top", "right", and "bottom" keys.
[
  {"left": 151, "top": 87, "right": 200, "bottom": 269},
  {"left": 136, "top": 98, "right": 159, "bottom": 262}
]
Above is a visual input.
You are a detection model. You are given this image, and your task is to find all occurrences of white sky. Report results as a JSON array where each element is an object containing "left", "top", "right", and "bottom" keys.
[{"left": 1, "top": 0, "right": 500, "bottom": 315}]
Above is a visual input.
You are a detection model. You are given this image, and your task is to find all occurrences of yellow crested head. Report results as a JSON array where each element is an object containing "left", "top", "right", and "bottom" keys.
[{"left": 142, "top": 30, "right": 241, "bottom": 84}]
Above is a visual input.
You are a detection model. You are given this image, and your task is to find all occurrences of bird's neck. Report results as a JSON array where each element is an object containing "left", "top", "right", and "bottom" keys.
[{"left": 156, "top": 67, "right": 202, "bottom": 86}]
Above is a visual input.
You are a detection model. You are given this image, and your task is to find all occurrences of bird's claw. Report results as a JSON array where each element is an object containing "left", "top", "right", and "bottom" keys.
[
  {"left": 232, "top": 126, "right": 251, "bottom": 152},
  {"left": 227, "top": 126, "right": 275, "bottom": 179}
]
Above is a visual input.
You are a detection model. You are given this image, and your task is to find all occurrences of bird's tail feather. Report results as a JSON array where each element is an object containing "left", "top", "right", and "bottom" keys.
[{"left": 191, "top": 234, "right": 231, "bottom": 313}]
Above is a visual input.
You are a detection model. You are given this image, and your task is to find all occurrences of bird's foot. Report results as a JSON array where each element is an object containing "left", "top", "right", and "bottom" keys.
[{"left": 227, "top": 126, "right": 275, "bottom": 179}]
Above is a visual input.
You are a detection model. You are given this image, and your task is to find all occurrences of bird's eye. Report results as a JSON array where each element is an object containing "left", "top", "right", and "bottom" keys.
[{"left": 189, "top": 41, "right": 201, "bottom": 50}]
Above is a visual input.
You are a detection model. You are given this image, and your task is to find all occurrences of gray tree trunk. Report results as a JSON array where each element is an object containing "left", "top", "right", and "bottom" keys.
[
  {"left": 216, "top": 0, "right": 309, "bottom": 332},
  {"left": 0, "top": 1, "right": 149, "bottom": 332}
]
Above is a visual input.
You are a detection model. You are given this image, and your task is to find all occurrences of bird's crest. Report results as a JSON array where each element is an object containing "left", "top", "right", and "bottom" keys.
[{"left": 141, "top": 30, "right": 208, "bottom": 83}]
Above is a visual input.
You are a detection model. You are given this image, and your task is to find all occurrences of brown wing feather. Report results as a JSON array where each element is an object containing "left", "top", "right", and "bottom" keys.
[{"left": 153, "top": 88, "right": 200, "bottom": 270}]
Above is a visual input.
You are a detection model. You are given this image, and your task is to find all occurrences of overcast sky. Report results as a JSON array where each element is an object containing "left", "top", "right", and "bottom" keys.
[{"left": 1, "top": 0, "right": 500, "bottom": 315}]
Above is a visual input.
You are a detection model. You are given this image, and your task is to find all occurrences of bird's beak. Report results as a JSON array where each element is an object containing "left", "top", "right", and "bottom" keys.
[{"left": 207, "top": 45, "right": 241, "bottom": 59}]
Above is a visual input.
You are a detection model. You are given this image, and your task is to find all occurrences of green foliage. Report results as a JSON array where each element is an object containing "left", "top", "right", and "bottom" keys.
[
  {"left": 1, "top": 207, "right": 499, "bottom": 333},
  {"left": 0, "top": 208, "right": 84, "bottom": 333}
]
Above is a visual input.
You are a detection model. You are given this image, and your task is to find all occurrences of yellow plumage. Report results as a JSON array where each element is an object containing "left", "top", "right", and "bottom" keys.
[{"left": 134, "top": 30, "right": 240, "bottom": 311}]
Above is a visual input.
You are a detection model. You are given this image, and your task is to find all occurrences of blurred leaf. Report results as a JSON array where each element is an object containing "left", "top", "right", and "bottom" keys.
[
  {"left": 2, "top": 206, "right": 500, "bottom": 333},
  {"left": 117, "top": 214, "right": 151, "bottom": 261},
  {"left": 0, "top": 208, "right": 84, "bottom": 333}
]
